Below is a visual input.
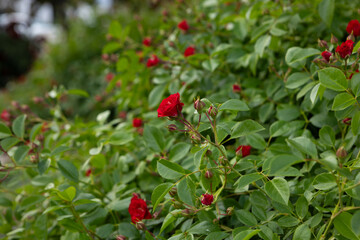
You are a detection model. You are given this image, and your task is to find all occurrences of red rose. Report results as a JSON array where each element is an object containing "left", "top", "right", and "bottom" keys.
[
  {"left": 0, "top": 109, "right": 11, "bottom": 122},
  {"left": 233, "top": 84, "right": 241, "bottom": 93},
  {"left": 336, "top": 40, "right": 354, "bottom": 59},
  {"left": 143, "top": 37, "right": 151, "bottom": 47},
  {"left": 236, "top": 145, "right": 251, "bottom": 157},
  {"left": 346, "top": 20, "right": 360, "bottom": 37},
  {"left": 184, "top": 46, "right": 195, "bottom": 57},
  {"left": 128, "top": 194, "right": 152, "bottom": 223},
  {"left": 132, "top": 118, "right": 143, "bottom": 128},
  {"left": 321, "top": 51, "right": 332, "bottom": 62},
  {"left": 157, "top": 93, "right": 184, "bottom": 118},
  {"left": 178, "top": 20, "right": 189, "bottom": 31},
  {"left": 201, "top": 193, "right": 214, "bottom": 206},
  {"left": 146, "top": 55, "right": 159, "bottom": 68},
  {"left": 105, "top": 73, "right": 114, "bottom": 82},
  {"left": 85, "top": 168, "right": 92, "bottom": 177}
]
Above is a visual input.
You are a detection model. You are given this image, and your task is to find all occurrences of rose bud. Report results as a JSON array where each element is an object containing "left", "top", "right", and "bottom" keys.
[
  {"left": 146, "top": 54, "right": 160, "bottom": 68},
  {"left": 204, "top": 170, "right": 213, "bottom": 179},
  {"left": 181, "top": 208, "right": 194, "bottom": 217},
  {"left": 33, "top": 96, "right": 44, "bottom": 104},
  {"left": 171, "top": 199, "right": 183, "bottom": 209},
  {"left": 135, "top": 222, "right": 146, "bottom": 230},
  {"left": 330, "top": 34, "right": 338, "bottom": 44},
  {"left": 105, "top": 73, "right": 114, "bottom": 82},
  {"left": 190, "top": 133, "right": 201, "bottom": 143},
  {"left": 347, "top": 32, "right": 355, "bottom": 42},
  {"left": 119, "top": 111, "right": 127, "bottom": 119},
  {"left": 116, "top": 235, "right": 127, "bottom": 240},
  {"left": 132, "top": 118, "right": 143, "bottom": 128},
  {"left": 318, "top": 39, "right": 328, "bottom": 49},
  {"left": 106, "top": 34, "right": 112, "bottom": 41},
  {"left": 201, "top": 193, "right": 214, "bottom": 206},
  {"left": 226, "top": 207, "right": 234, "bottom": 216},
  {"left": 184, "top": 46, "right": 195, "bottom": 57},
  {"left": 85, "top": 168, "right": 92, "bottom": 177},
  {"left": 236, "top": 145, "right": 251, "bottom": 157},
  {"left": 346, "top": 20, "right": 360, "bottom": 37},
  {"left": 167, "top": 124, "right": 178, "bottom": 132},
  {"left": 336, "top": 40, "right": 354, "bottom": 59},
  {"left": 169, "top": 187, "right": 177, "bottom": 197},
  {"left": 206, "top": 149, "right": 212, "bottom": 157},
  {"left": 11, "top": 101, "right": 20, "bottom": 109},
  {"left": 233, "top": 84, "right": 241, "bottom": 93},
  {"left": 208, "top": 106, "right": 218, "bottom": 118},
  {"left": 143, "top": 37, "right": 151, "bottom": 47},
  {"left": 194, "top": 98, "right": 206, "bottom": 112},
  {"left": 342, "top": 118, "right": 351, "bottom": 125},
  {"left": 102, "top": 53, "right": 109, "bottom": 61},
  {"left": 0, "top": 109, "right": 11, "bottom": 122},
  {"left": 178, "top": 20, "right": 189, "bottom": 32},
  {"left": 162, "top": 10, "right": 168, "bottom": 17},
  {"left": 336, "top": 146, "right": 347, "bottom": 158},
  {"left": 321, "top": 51, "right": 332, "bottom": 62}
]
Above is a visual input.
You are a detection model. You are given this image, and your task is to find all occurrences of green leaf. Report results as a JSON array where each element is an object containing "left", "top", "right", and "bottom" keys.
[
  {"left": 264, "top": 178, "right": 290, "bottom": 205},
  {"left": 108, "top": 21, "right": 122, "bottom": 38},
  {"left": 278, "top": 215, "right": 300, "bottom": 227},
  {"left": 246, "top": 133, "right": 266, "bottom": 150},
  {"left": 1, "top": 137, "right": 20, "bottom": 151},
  {"left": 159, "top": 210, "right": 181, "bottom": 234},
  {"left": 318, "top": 67, "right": 347, "bottom": 92},
  {"left": 285, "top": 72, "right": 310, "bottom": 89},
  {"left": 235, "top": 210, "right": 258, "bottom": 226},
  {"left": 318, "top": 0, "right": 335, "bottom": 27},
  {"left": 293, "top": 224, "right": 311, "bottom": 240},
  {"left": 219, "top": 99, "right": 249, "bottom": 112},
  {"left": 286, "top": 136, "right": 317, "bottom": 159},
  {"left": 12, "top": 114, "right": 26, "bottom": 139},
  {"left": 234, "top": 229, "right": 260, "bottom": 240},
  {"left": 188, "top": 221, "right": 219, "bottom": 235},
  {"left": 296, "top": 196, "right": 308, "bottom": 219},
  {"left": 268, "top": 154, "right": 303, "bottom": 175},
  {"left": 194, "top": 146, "right": 209, "bottom": 169},
  {"left": 351, "top": 73, "right": 360, "bottom": 97},
  {"left": 14, "top": 145, "right": 30, "bottom": 162},
  {"left": 157, "top": 159, "right": 185, "bottom": 180},
  {"left": 51, "top": 146, "right": 71, "bottom": 156},
  {"left": 169, "top": 143, "right": 191, "bottom": 162},
  {"left": 334, "top": 212, "right": 360, "bottom": 240},
  {"left": 57, "top": 159, "right": 79, "bottom": 182},
  {"left": 108, "top": 131, "right": 134, "bottom": 145},
  {"left": 0, "top": 196, "right": 12, "bottom": 207},
  {"left": 313, "top": 173, "right": 337, "bottom": 190},
  {"left": 67, "top": 89, "right": 89, "bottom": 97},
  {"left": 235, "top": 173, "right": 264, "bottom": 190},
  {"left": 351, "top": 211, "right": 360, "bottom": 236},
  {"left": 148, "top": 85, "right": 166, "bottom": 108},
  {"left": 34, "top": 214, "right": 47, "bottom": 240},
  {"left": 231, "top": 120, "right": 265, "bottom": 139},
  {"left": 254, "top": 34, "right": 271, "bottom": 57},
  {"left": 143, "top": 125, "right": 165, "bottom": 152},
  {"left": 202, "top": 59, "right": 220, "bottom": 72},
  {"left": 319, "top": 126, "right": 335, "bottom": 147},
  {"left": 332, "top": 93, "right": 356, "bottom": 111},
  {"left": 177, "top": 177, "right": 195, "bottom": 206},
  {"left": 29, "top": 123, "right": 43, "bottom": 142},
  {"left": 352, "top": 111, "right": 360, "bottom": 135},
  {"left": 0, "top": 123, "right": 12, "bottom": 139},
  {"left": 310, "top": 83, "right": 321, "bottom": 104},
  {"left": 151, "top": 183, "right": 173, "bottom": 211},
  {"left": 57, "top": 186, "right": 76, "bottom": 202},
  {"left": 38, "top": 159, "right": 51, "bottom": 175},
  {"left": 285, "top": 47, "right": 320, "bottom": 69},
  {"left": 204, "top": 232, "right": 229, "bottom": 240}
]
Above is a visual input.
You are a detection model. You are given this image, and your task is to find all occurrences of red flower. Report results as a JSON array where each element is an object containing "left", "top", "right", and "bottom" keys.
[
  {"left": 178, "top": 20, "right": 189, "bottom": 31},
  {"left": 342, "top": 118, "right": 351, "bottom": 125},
  {"left": 201, "top": 193, "right": 214, "bottom": 206},
  {"left": 321, "top": 51, "right": 332, "bottom": 62},
  {"left": 336, "top": 40, "right": 354, "bottom": 59},
  {"left": 128, "top": 194, "right": 152, "bottom": 223},
  {"left": 346, "top": 20, "right": 360, "bottom": 37},
  {"left": 143, "top": 37, "right": 151, "bottom": 47},
  {"left": 85, "top": 168, "right": 92, "bottom": 177},
  {"left": 105, "top": 73, "right": 114, "bottom": 82},
  {"left": 0, "top": 109, "right": 11, "bottom": 122},
  {"left": 184, "top": 46, "right": 195, "bottom": 57},
  {"left": 146, "top": 55, "right": 159, "bottom": 68},
  {"left": 132, "top": 118, "right": 143, "bottom": 128},
  {"left": 157, "top": 93, "right": 184, "bottom": 118},
  {"left": 233, "top": 84, "right": 241, "bottom": 93},
  {"left": 236, "top": 145, "right": 251, "bottom": 157}
]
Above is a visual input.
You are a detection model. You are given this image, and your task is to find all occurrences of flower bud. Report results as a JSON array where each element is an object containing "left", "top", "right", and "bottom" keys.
[
  {"left": 135, "top": 221, "right": 146, "bottom": 230},
  {"left": 194, "top": 98, "right": 206, "bottom": 112},
  {"left": 204, "top": 170, "right": 213, "bottom": 179},
  {"left": 171, "top": 199, "right": 183, "bottom": 209},
  {"left": 342, "top": 118, "right": 351, "bottom": 125},
  {"left": 336, "top": 146, "right": 347, "bottom": 158},
  {"left": 318, "top": 39, "right": 328, "bottom": 49},
  {"left": 208, "top": 106, "right": 218, "bottom": 118},
  {"left": 226, "top": 207, "right": 234, "bottom": 216},
  {"left": 206, "top": 149, "right": 212, "bottom": 157},
  {"left": 331, "top": 34, "right": 338, "bottom": 44},
  {"left": 102, "top": 54, "right": 109, "bottom": 61},
  {"left": 116, "top": 235, "right": 127, "bottom": 240},
  {"left": 347, "top": 32, "right": 355, "bottom": 42},
  {"left": 190, "top": 133, "right": 201, "bottom": 143},
  {"left": 169, "top": 187, "right": 177, "bottom": 197},
  {"left": 167, "top": 124, "right": 178, "bottom": 132},
  {"left": 181, "top": 208, "right": 194, "bottom": 217}
]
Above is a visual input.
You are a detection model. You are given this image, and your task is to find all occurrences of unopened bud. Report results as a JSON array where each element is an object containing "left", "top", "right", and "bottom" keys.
[
  {"left": 167, "top": 124, "right": 178, "bottom": 132},
  {"left": 171, "top": 199, "right": 183, "bottom": 209},
  {"left": 208, "top": 106, "right": 218, "bottom": 118},
  {"left": 135, "top": 222, "right": 146, "bottom": 230},
  {"left": 106, "top": 34, "right": 112, "bottom": 41},
  {"left": 116, "top": 235, "right": 127, "bottom": 240},
  {"left": 342, "top": 118, "right": 351, "bottom": 125},
  {"left": 206, "top": 149, "right": 212, "bottom": 157},
  {"left": 30, "top": 155, "right": 38, "bottom": 163},
  {"left": 169, "top": 187, "right": 177, "bottom": 197},
  {"left": 11, "top": 101, "right": 20, "bottom": 109},
  {"left": 330, "top": 34, "right": 338, "bottom": 45},
  {"left": 181, "top": 208, "right": 194, "bottom": 216},
  {"left": 336, "top": 146, "right": 347, "bottom": 158},
  {"left": 32, "top": 96, "right": 44, "bottom": 104},
  {"left": 204, "top": 170, "right": 213, "bottom": 179},
  {"left": 102, "top": 54, "right": 109, "bottom": 61},
  {"left": 21, "top": 105, "right": 30, "bottom": 113},
  {"left": 347, "top": 32, "right": 355, "bottom": 42},
  {"left": 318, "top": 39, "right": 328, "bottom": 49},
  {"left": 190, "top": 133, "right": 201, "bottom": 143},
  {"left": 194, "top": 98, "right": 206, "bottom": 112},
  {"left": 226, "top": 207, "right": 234, "bottom": 216}
]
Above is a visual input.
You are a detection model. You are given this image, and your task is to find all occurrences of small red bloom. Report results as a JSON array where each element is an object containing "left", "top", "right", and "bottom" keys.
[
  {"left": 143, "top": 37, "right": 151, "bottom": 47},
  {"left": 236, "top": 145, "right": 251, "bottom": 157},
  {"left": 321, "top": 51, "right": 332, "bottom": 62},
  {"left": 346, "top": 20, "right": 360, "bottom": 37},
  {"left": 0, "top": 110, "right": 11, "bottom": 122},
  {"left": 105, "top": 73, "right": 114, "bottom": 82},
  {"left": 233, "top": 84, "right": 241, "bottom": 93},
  {"left": 184, "top": 46, "right": 195, "bottom": 57},
  {"left": 146, "top": 55, "right": 159, "bottom": 68},
  {"left": 178, "top": 20, "right": 189, "bottom": 31},
  {"left": 86, "top": 168, "right": 92, "bottom": 177},
  {"left": 336, "top": 40, "right": 354, "bottom": 59},
  {"left": 201, "top": 193, "right": 214, "bottom": 206},
  {"left": 132, "top": 118, "right": 143, "bottom": 128},
  {"left": 128, "top": 194, "right": 152, "bottom": 223},
  {"left": 342, "top": 118, "right": 351, "bottom": 125},
  {"left": 157, "top": 93, "right": 184, "bottom": 118}
]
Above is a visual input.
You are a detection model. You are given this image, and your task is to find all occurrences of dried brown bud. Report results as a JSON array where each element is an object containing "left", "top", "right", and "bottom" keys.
[
  {"left": 135, "top": 222, "right": 146, "bottom": 230},
  {"left": 204, "top": 170, "right": 213, "bottom": 179},
  {"left": 169, "top": 187, "right": 177, "bottom": 197},
  {"left": 330, "top": 34, "right": 338, "bottom": 45},
  {"left": 181, "top": 208, "right": 194, "bottom": 216},
  {"left": 190, "top": 133, "right": 201, "bottom": 143},
  {"left": 347, "top": 32, "right": 355, "bottom": 42},
  {"left": 336, "top": 146, "right": 347, "bottom": 158},
  {"left": 167, "top": 124, "right": 178, "bottom": 132},
  {"left": 318, "top": 39, "right": 328, "bottom": 49},
  {"left": 226, "top": 207, "right": 234, "bottom": 216}
]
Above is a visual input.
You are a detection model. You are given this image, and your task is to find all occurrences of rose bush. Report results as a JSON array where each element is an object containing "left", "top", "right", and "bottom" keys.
[{"left": 1, "top": 0, "right": 360, "bottom": 240}]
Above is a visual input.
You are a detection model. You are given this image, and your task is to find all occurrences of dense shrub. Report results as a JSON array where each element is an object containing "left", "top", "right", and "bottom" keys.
[{"left": 1, "top": 0, "right": 360, "bottom": 240}]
